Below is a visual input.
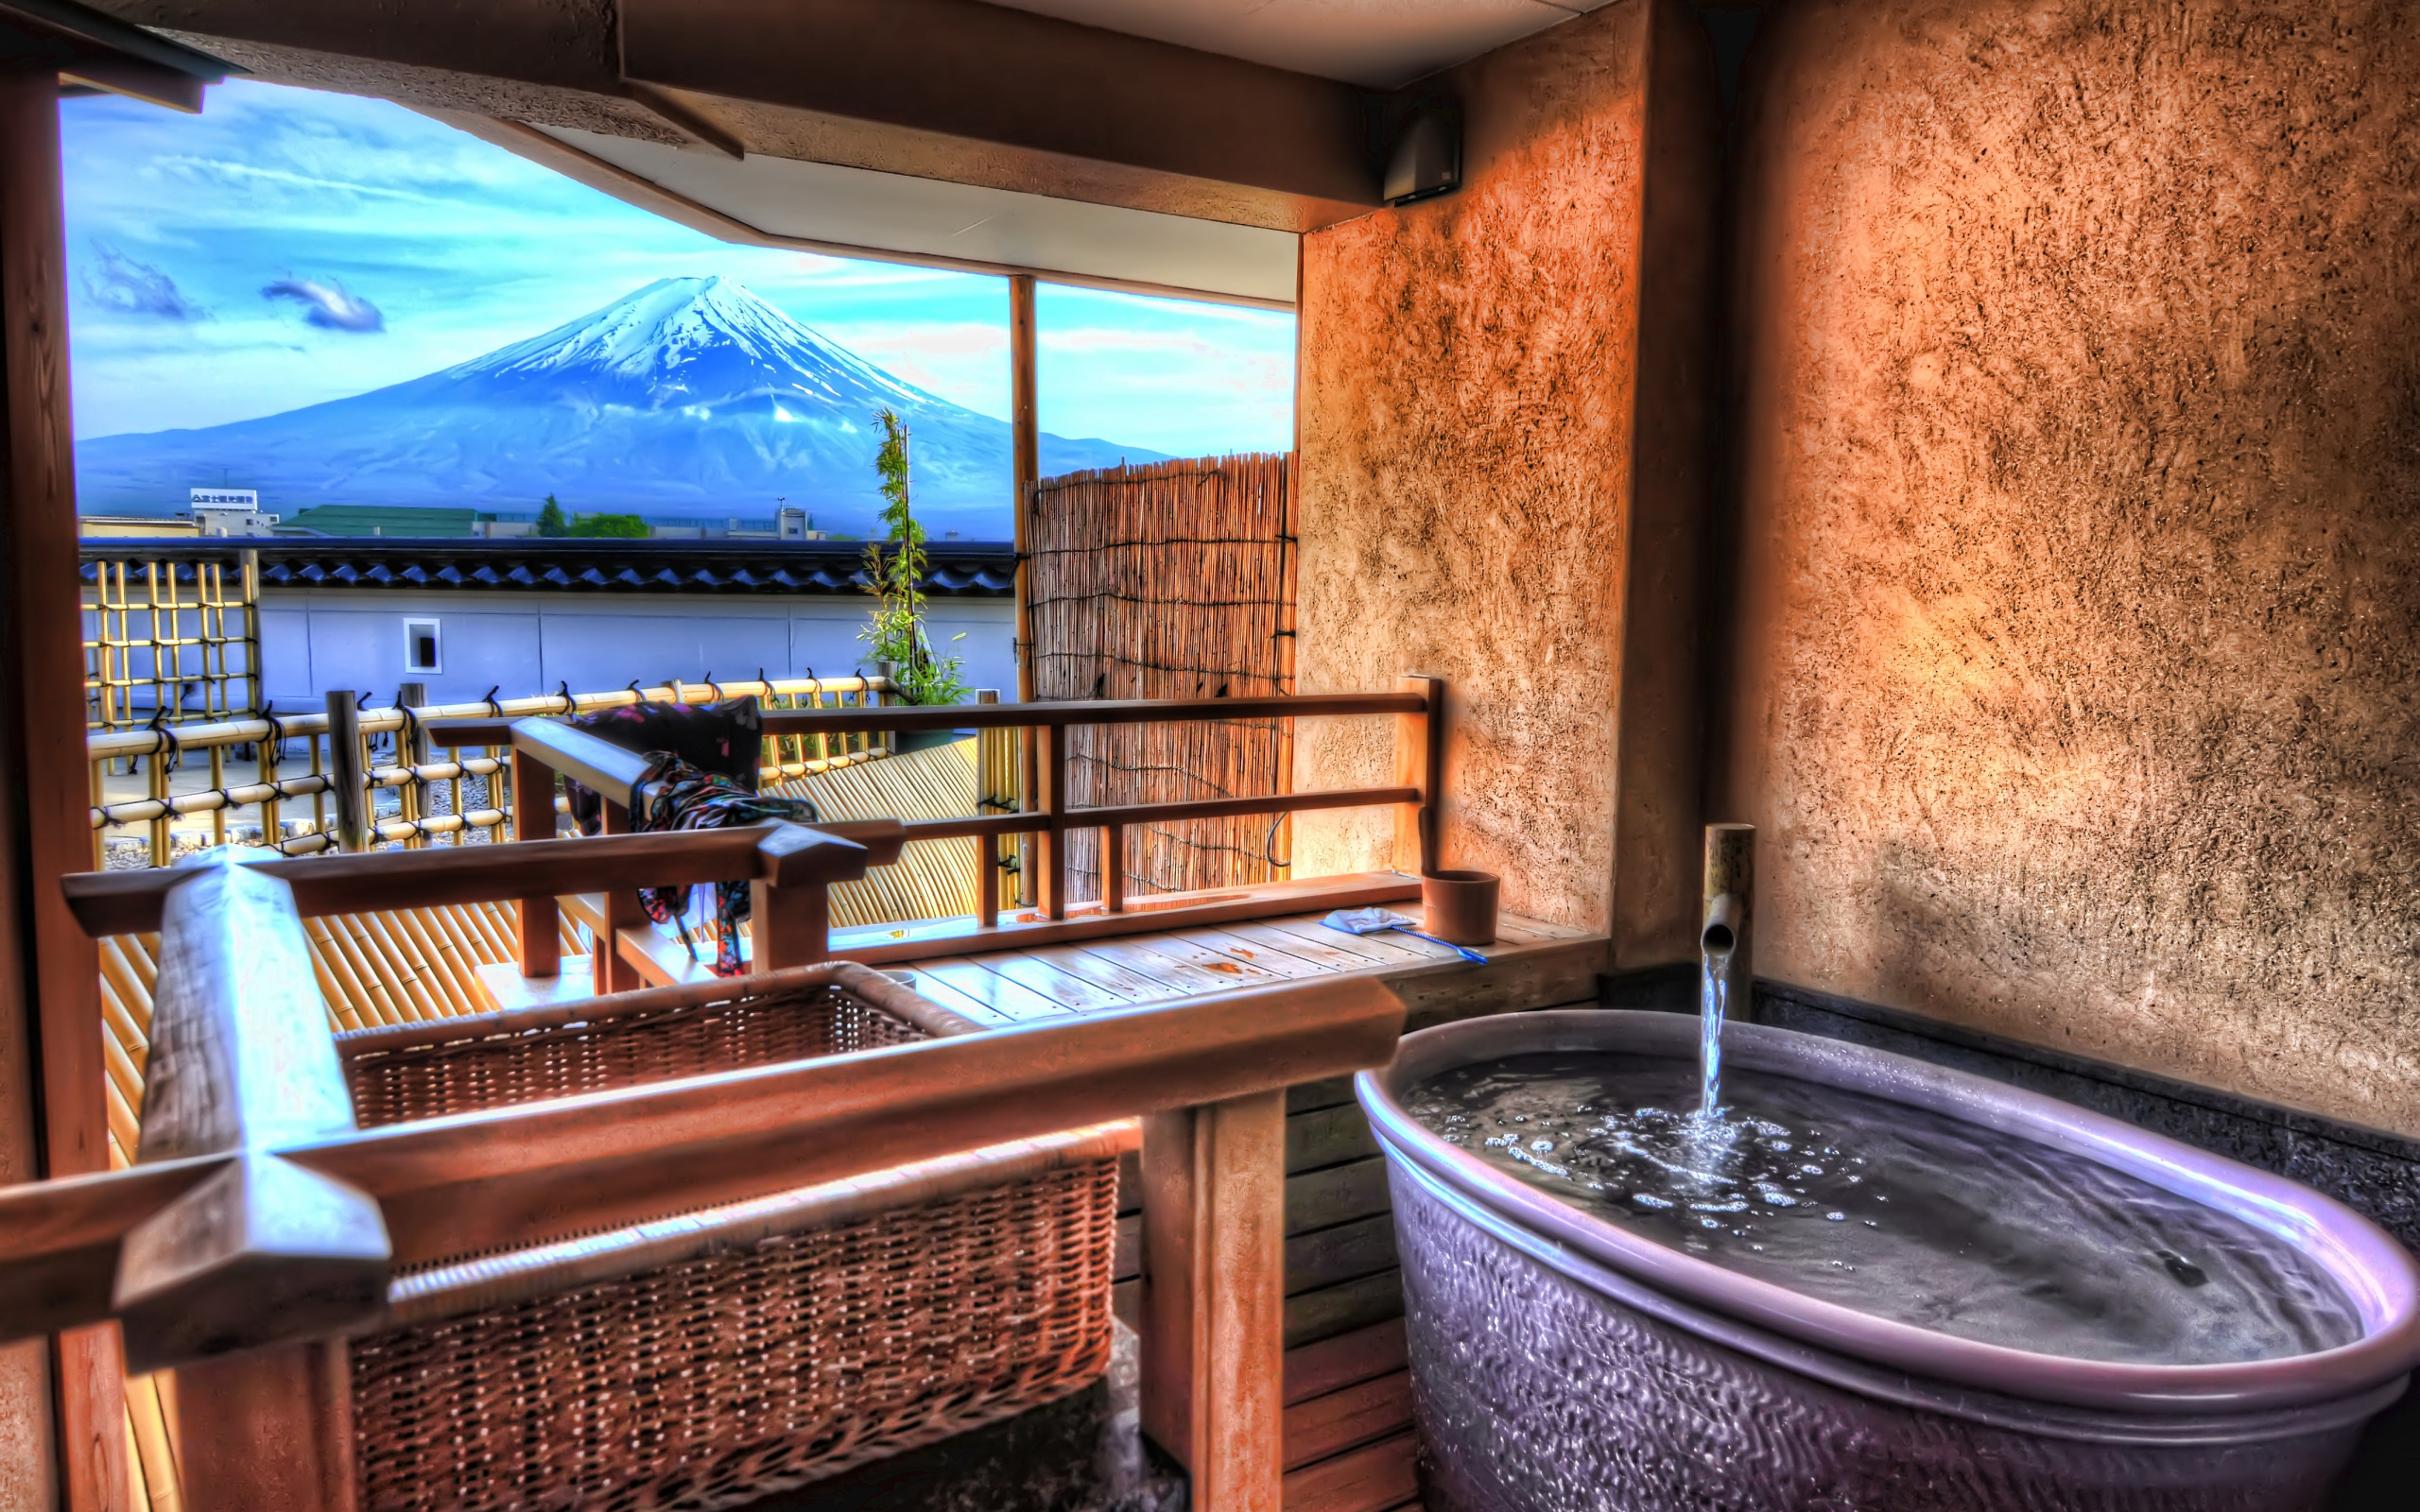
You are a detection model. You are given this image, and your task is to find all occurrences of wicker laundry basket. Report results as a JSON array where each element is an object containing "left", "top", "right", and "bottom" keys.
[{"left": 331, "top": 961, "right": 1132, "bottom": 1512}]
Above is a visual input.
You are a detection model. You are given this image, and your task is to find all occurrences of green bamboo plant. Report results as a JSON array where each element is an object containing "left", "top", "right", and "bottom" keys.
[{"left": 858, "top": 408, "right": 969, "bottom": 706}]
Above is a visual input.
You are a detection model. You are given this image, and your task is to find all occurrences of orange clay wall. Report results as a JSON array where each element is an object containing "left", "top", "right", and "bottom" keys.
[
  {"left": 1292, "top": 0, "right": 1718, "bottom": 958},
  {"left": 1718, "top": 0, "right": 2420, "bottom": 1134}
]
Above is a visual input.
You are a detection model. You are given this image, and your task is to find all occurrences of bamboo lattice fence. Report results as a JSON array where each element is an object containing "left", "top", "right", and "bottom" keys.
[{"left": 1027, "top": 454, "right": 1296, "bottom": 902}]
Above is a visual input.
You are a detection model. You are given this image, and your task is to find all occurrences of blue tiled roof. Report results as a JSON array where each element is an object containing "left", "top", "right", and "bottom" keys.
[{"left": 78, "top": 538, "right": 1016, "bottom": 597}]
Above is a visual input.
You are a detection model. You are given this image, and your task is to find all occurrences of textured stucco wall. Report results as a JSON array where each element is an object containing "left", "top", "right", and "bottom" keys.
[
  {"left": 1294, "top": 0, "right": 1714, "bottom": 948},
  {"left": 1723, "top": 0, "right": 2420, "bottom": 1133}
]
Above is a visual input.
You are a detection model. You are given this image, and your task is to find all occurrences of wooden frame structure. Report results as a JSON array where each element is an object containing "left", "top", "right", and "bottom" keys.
[{"left": 9, "top": 831, "right": 1407, "bottom": 1512}]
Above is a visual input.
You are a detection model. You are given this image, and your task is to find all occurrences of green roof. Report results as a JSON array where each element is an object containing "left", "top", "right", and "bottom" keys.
[{"left": 280, "top": 506, "right": 480, "bottom": 538}]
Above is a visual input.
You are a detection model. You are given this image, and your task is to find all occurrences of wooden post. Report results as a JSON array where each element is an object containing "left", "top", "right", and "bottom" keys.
[
  {"left": 1272, "top": 449, "right": 1300, "bottom": 878},
  {"left": 1038, "top": 721, "right": 1067, "bottom": 920},
  {"left": 0, "top": 66, "right": 121, "bottom": 1512},
  {"left": 396, "top": 682, "right": 427, "bottom": 850},
  {"left": 116, "top": 854, "right": 386, "bottom": 1371},
  {"left": 127, "top": 854, "right": 386, "bottom": 1512},
  {"left": 1139, "top": 1091, "right": 1288, "bottom": 1512},
  {"left": 974, "top": 689, "right": 1000, "bottom": 926},
  {"left": 1010, "top": 273, "right": 1040, "bottom": 908},
  {"left": 1392, "top": 674, "right": 1445, "bottom": 877},
  {"left": 749, "top": 823, "right": 870, "bottom": 971},
  {"left": 594, "top": 799, "right": 644, "bottom": 994},
  {"left": 1102, "top": 824, "right": 1125, "bottom": 913},
  {"left": 510, "top": 748, "right": 560, "bottom": 978},
  {"left": 397, "top": 682, "right": 429, "bottom": 765},
  {"left": 324, "top": 690, "right": 369, "bottom": 852}
]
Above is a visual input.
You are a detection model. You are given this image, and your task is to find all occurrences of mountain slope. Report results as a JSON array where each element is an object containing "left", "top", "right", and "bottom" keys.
[{"left": 73, "top": 277, "right": 1158, "bottom": 535}]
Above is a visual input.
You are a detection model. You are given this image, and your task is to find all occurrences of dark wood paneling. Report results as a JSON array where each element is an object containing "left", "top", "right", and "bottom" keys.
[
  {"left": 1288, "top": 1074, "right": 1359, "bottom": 1115},
  {"left": 1283, "top": 1270, "right": 1401, "bottom": 1351},
  {"left": 1282, "top": 1428, "right": 1416, "bottom": 1512},
  {"left": 1284, "top": 1369, "right": 1412, "bottom": 1473},
  {"left": 1285, "top": 1215, "right": 1396, "bottom": 1298},
  {"left": 1283, "top": 1318, "right": 1406, "bottom": 1408},
  {"left": 1285, "top": 1156, "right": 1389, "bottom": 1235},
  {"left": 1287, "top": 1101, "right": 1379, "bottom": 1172}
]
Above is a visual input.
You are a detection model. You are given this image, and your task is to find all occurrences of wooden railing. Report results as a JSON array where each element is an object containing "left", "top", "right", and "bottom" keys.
[
  {"left": 4, "top": 842, "right": 1407, "bottom": 1512},
  {"left": 86, "top": 674, "right": 897, "bottom": 864},
  {"left": 483, "top": 675, "right": 1446, "bottom": 990}
]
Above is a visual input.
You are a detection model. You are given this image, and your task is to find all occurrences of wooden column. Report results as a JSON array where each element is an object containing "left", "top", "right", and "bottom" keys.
[
  {"left": 510, "top": 748, "right": 559, "bottom": 978},
  {"left": 1392, "top": 673, "right": 1445, "bottom": 876},
  {"left": 1139, "top": 1091, "right": 1288, "bottom": 1512},
  {"left": 0, "top": 67, "right": 122, "bottom": 1512},
  {"left": 1010, "top": 274, "right": 1039, "bottom": 908},
  {"left": 323, "top": 690, "right": 368, "bottom": 853},
  {"left": 1037, "top": 722, "right": 1066, "bottom": 920},
  {"left": 974, "top": 689, "right": 1001, "bottom": 927},
  {"left": 594, "top": 799, "right": 644, "bottom": 994}
]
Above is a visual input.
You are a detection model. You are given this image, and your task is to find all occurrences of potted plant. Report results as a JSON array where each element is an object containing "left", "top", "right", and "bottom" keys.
[{"left": 859, "top": 409, "right": 969, "bottom": 751}]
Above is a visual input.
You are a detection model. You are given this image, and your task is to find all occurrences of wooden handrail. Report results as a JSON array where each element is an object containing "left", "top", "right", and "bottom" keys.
[
  {"left": 59, "top": 819, "right": 908, "bottom": 938},
  {"left": 426, "top": 690, "right": 1424, "bottom": 748},
  {"left": 101, "top": 852, "right": 392, "bottom": 1373},
  {"left": 0, "top": 918, "right": 1403, "bottom": 1343},
  {"left": 766, "top": 690, "right": 1420, "bottom": 733},
  {"left": 509, "top": 716, "right": 656, "bottom": 807}
]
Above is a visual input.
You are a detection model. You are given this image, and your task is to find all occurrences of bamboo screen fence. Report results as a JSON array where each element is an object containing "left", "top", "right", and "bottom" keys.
[
  {"left": 1027, "top": 454, "right": 1296, "bottom": 902},
  {"left": 83, "top": 549, "right": 261, "bottom": 731}
]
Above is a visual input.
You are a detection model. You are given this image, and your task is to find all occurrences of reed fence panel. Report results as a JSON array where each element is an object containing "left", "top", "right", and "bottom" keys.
[{"left": 1027, "top": 454, "right": 1295, "bottom": 902}]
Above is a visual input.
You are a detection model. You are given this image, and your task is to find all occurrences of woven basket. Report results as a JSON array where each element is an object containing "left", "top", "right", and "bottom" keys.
[{"left": 333, "top": 962, "right": 1131, "bottom": 1512}]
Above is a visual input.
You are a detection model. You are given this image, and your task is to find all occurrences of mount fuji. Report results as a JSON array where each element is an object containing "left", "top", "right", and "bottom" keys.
[{"left": 72, "top": 277, "right": 1160, "bottom": 536}]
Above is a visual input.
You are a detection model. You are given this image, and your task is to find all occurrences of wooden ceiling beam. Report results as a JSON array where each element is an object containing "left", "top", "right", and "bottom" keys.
[{"left": 103, "top": 0, "right": 1385, "bottom": 231}]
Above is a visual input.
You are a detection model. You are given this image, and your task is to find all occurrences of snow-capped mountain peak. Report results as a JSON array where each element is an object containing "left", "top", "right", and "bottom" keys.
[{"left": 436, "top": 276, "right": 933, "bottom": 413}]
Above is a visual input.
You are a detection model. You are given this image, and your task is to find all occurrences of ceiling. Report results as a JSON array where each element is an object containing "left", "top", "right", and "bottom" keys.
[
  {"left": 521, "top": 124, "right": 1305, "bottom": 305},
  {"left": 470, "top": 0, "right": 1619, "bottom": 305},
  {"left": 986, "top": 0, "right": 1611, "bottom": 88}
]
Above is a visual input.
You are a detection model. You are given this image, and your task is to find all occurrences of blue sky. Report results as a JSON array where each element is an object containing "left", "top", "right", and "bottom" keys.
[{"left": 60, "top": 79, "right": 1295, "bottom": 455}]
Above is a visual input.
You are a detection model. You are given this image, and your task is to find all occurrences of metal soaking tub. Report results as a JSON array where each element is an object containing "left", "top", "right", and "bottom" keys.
[{"left": 1357, "top": 1010, "right": 2420, "bottom": 1512}]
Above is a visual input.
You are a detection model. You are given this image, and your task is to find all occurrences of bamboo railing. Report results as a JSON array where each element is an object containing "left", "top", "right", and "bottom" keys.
[
  {"left": 84, "top": 550, "right": 261, "bottom": 733},
  {"left": 84, "top": 675, "right": 898, "bottom": 866},
  {"left": 0, "top": 839, "right": 1407, "bottom": 1512}
]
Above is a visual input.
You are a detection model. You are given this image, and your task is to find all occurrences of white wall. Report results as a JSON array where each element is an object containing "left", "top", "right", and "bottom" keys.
[{"left": 257, "top": 590, "right": 1019, "bottom": 708}]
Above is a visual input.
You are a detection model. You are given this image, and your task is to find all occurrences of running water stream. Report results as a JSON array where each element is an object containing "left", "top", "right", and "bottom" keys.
[
  {"left": 1694, "top": 953, "right": 1732, "bottom": 1108},
  {"left": 1699, "top": 954, "right": 1726, "bottom": 1114}
]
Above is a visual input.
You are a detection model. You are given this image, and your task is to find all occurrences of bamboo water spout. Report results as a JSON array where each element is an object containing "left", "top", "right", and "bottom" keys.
[{"left": 1700, "top": 823, "right": 1754, "bottom": 1112}]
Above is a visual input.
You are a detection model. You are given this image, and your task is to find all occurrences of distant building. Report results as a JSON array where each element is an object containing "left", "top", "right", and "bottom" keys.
[
  {"left": 283, "top": 505, "right": 480, "bottom": 538},
  {"left": 187, "top": 488, "right": 280, "bottom": 537},
  {"left": 81, "top": 514, "right": 200, "bottom": 539},
  {"left": 76, "top": 537, "right": 1018, "bottom": 709}
]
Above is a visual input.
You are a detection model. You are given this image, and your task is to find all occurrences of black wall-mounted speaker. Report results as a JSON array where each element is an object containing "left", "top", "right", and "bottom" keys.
[{"left": 1382, "top": 105, "right": 1461, "bottom": 206}]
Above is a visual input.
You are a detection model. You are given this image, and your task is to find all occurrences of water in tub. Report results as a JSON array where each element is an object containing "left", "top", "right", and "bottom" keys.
[{"left": 1406, "top": 1053, "right": 2362, "bottom": 1366}]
